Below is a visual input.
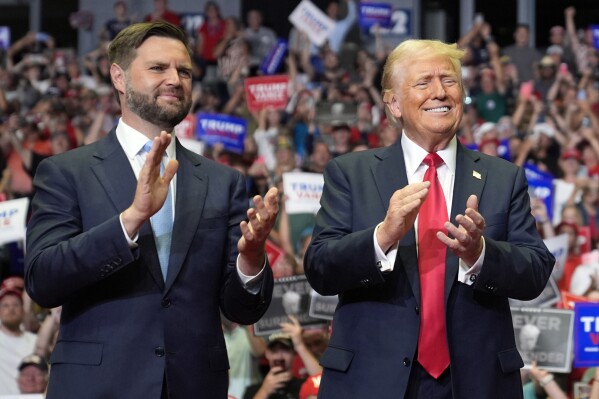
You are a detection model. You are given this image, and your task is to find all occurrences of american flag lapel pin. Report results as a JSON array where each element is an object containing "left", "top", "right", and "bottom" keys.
[{"left": 473, "top": 170, "right": 481, "bottom": 179}]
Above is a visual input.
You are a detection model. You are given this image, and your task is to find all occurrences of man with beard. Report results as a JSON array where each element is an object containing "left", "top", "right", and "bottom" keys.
[{"left": 24, "top": 22, "right": 278, "bottom": 399}]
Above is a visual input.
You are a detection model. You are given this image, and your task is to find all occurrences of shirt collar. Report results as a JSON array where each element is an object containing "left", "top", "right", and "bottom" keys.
[
  {"left": 401, "top": 132, "right": 457, "bottom": 178},
  {"left": 116, "top": 118, "right": 176, "bottom": 160}
]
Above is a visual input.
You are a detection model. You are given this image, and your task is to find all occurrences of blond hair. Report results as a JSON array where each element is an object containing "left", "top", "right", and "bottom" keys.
[{"left": 381, "top": 39, "right": 465, "bottom": 126}]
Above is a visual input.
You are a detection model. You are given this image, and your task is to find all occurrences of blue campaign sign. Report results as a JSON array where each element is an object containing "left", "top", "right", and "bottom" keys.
[
  {"left": 0, "top": 26, "right": 10, "bottom": 50},
  {"left": 592, "top": 25, "right": 599, "bottom": 51},
  {"left": 524, "top": 163, "right": 554, "bottom": 220},
  {"left": 260, "top": 39, "right": 288, "bottom": 75},
  {"left": 358, "top": 2, "right": 393, "bottom": 31},
  {"left": 574, "top": 302, "right": 599, "bottom": 367},
  {"left": 196, "top": 113, "right": 246, "bottom": 154}
]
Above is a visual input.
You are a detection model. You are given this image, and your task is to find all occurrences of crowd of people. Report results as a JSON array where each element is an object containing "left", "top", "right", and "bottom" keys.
[{"left": 0, "top": 0, "right": 598, "bottom": 397}]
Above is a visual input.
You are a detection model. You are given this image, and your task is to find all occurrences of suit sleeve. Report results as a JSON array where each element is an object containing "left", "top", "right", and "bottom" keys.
[
  {"left": 25, "top": 157, "right": 138, "bottom": 308},
  {"left": 304, "top": 158, "right": 385, "bottom": 296},
  {"left": 473, "top": 166, "right": 555, "bottom": 300},
  {"left": 219, "top": 171, "right": 273, "bottom": 325}
]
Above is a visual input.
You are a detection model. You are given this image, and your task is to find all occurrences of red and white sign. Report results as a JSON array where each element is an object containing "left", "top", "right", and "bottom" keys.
[
  {"left": 174, "top": 113, "right": 197, "bottom": 139},
  {"left": 265, "top": 239, "right": 284, "bottom": 268},
  {"left": 244, "top": 75, "right": 289, "bottom": 112}
]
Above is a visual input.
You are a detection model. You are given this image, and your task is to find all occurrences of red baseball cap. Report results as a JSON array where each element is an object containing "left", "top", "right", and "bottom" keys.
[
  {"left": 0, "top": 288, "right": 23, "bottom": 303},
  {"left": 561, "top": 148, "right": 581, "bottom": 161}
]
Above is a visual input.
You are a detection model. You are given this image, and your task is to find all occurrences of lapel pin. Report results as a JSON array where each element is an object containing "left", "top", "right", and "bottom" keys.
[{"left": 473, "top": 171, "right": 481, "bottom": 180}]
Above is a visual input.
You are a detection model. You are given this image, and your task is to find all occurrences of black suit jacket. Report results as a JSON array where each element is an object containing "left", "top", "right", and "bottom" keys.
[
  {"left": 305, "top": 139, "right": 554, "bottom": 399},
  {"left": 25, "top": 130, "right": 273, "bottom": 399}
]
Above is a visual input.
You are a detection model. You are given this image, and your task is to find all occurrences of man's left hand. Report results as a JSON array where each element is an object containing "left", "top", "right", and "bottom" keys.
[
  {"left": 238, "top": 187, "right": 279, "bottom": 274},
  {"left": 437, "top": 194, "right": 484, "bottom": 266}
]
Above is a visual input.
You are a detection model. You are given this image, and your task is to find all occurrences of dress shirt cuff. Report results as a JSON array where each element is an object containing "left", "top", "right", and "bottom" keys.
[
  {"left": 119, "top": 213, "right": 139, "bottom": 249},
  {"left": 374, "top": 222, "right": 397, "bottom": 273},
  {"left": 237, "top": 255, "right": 266, "bottom": 294},
  {"left": 458, "top": 237, "right": 486, "bottom": 285}
]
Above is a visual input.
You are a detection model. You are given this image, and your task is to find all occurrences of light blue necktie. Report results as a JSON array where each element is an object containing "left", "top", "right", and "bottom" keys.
[{"left": 143, "top": 142, "right": 173, "bottom": 280}]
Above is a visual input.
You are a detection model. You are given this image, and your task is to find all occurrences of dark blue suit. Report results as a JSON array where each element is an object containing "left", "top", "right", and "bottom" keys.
[
  {"left": 305, "top": 140, "right": 554, "bottom": 399},
  {"left": 25, "top": 130, "right": 273, "bottom": 399}
]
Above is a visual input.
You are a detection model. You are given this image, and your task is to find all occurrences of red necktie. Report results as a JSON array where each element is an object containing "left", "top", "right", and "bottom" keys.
[{"left": 417, "top": 152, "right": 450, "bottom": 378}]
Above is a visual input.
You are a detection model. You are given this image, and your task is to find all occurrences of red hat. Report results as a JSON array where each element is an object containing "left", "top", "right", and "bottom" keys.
[
  {"left": 300, "top": 373, "right": 322, "bottom": 399},
  {"left": 561, "top": 148, "right": 581, "bottom": 161},
  {"left": 1, "top": 276, "right": 24, "bottom": 291},
  {"left": 556, "top": 221, "right": 579, "bottom": 235},
  {"left": 0, "top": 288, "right": 23, "bottom": 303}
]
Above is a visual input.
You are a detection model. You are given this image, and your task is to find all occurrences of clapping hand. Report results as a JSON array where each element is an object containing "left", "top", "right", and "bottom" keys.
[{"left": 238, "top": 187, "right": 280, "bottom": 273}]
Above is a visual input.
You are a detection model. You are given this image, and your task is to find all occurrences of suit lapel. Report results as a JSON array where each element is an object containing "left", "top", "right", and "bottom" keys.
[
  {"left": 164, "top": 141, "right": 208, "bottom": 292},
  {"left": 445, "top": 144, "right": 486, "bottom": 303},
  {"left": 90, "top": 130, "right": 165, "bottom": 290},
  {"left": 372, "top": 140, "right": 421, "bottom": 304}
]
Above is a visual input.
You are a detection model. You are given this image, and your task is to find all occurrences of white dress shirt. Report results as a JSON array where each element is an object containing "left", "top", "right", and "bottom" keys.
[
  {"left": 373, "top": 133, "right": 485, "bottom": 285},
  {"left": 115, "top": 119, "right": 263, "bottom": 285}
]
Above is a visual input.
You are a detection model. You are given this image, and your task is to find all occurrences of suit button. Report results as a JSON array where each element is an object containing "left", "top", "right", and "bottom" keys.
[
  {"left": 161, "top": 298, "right": 171, "bottom": 308},
  {"left": 403, "top": 358, "right": 411, "bottom": 366},
  {"left": 111, "top": 257, "right": 122, "bottom": 266},
  {"left": 155, "top": 347, "right": 165, "bottom": 357},
  {"left": 414, "top": 306, "right": 419, "bottom": 315}
]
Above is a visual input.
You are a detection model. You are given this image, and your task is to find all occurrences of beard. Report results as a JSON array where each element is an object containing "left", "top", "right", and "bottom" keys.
[{"left": 125, "top": 79, "right": 191, "bottom": 130}]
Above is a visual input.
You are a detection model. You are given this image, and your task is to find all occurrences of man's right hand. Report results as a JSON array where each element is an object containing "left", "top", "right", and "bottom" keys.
[
  {"left": 256, "top": 367, "right": 292, "bottom": 398},
  {"left": 376, "top": 181, "right": 430, "bottom": 252},
  {"left": 121, "top": 131, "right": 178, "bottom": 239}
]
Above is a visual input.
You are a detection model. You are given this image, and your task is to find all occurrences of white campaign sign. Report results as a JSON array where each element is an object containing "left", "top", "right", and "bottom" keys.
[
  {"left": 288, "top": 0, "right": 335, "bottom": 47},
  {"left": 543, "top": 233, "right": 568, "bottom": 281},
  {"left": 283, "top": 172, "right": 324, "bottom": 215},
  {"left": 0, "top": 197, "right": 29, "bottom": 245}
]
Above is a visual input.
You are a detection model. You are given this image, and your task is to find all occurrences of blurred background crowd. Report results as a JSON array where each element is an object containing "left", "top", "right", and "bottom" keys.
[{"left": 1, "top": 0, "right": 599, "bottom": 398}]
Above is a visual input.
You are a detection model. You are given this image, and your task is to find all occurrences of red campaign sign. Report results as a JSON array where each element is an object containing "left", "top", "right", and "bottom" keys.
[
  {"left": 174, "top": 113, "right": 196, "bottom": 139},
  {"left": 244, "top": 75, "right": 289, "bottom": 112},
  {"left": 265, "top": 239, "right": 284, "bottom": 267},
  {"left": 559, "top": 290, "right": 590, "bottom": 310}
]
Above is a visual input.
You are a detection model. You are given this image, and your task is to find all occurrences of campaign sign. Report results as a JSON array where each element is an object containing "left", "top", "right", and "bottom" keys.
[
  {"left": 0, "top": 26, "right": 10, "bottom": 50},
  {"left": 196, "top": 113, "right": 246, "bottom": 154},
  {"left": 253, "top": 275, "right": 329, "bottom": 336},
  {"left": 175, "top": 113, "right": 196, "bottom": 139},
  {"left": 358, "top": 2, "right": 392, "bottom": 32},
  {"left": 180, "top": 13, "right": 204, "bottom": 37},
  {"left": 288, "top": 0, "right": 335, "bottom": 47},
  {"left": 525, "top": 164, "right": 554, "bottom": 221},
  {"left": 260, "top": 39, "right": 288, "bottom": 75},
  {"left": 244, "top": 75, "right": 289, "bottom": 112},
  {"left": 574, "top": 302, "right": 599, "bottom": 367},
  {"left": 543, "top": 233, "right": 568, "bottom": 281},
  {"left": 0, "top": 198, "right": 29, "bottom": 245},
  {"left": 282, "top": 172, "right": 324, "bottom": 215},
  {"left": 512, "top": 307, "right": 574, "bottom": 372},
  {"left": 265, "top": 239, "right": 284, "bottom": 270},
  {"left": 591, "top": 25, "right": 599, "bottom": 51},
  {"left": 308, "top": 290, "right": 339, "bottom": 321},
  {"left": 371, "top": 8, "right": 412, "bottom": 36}
]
